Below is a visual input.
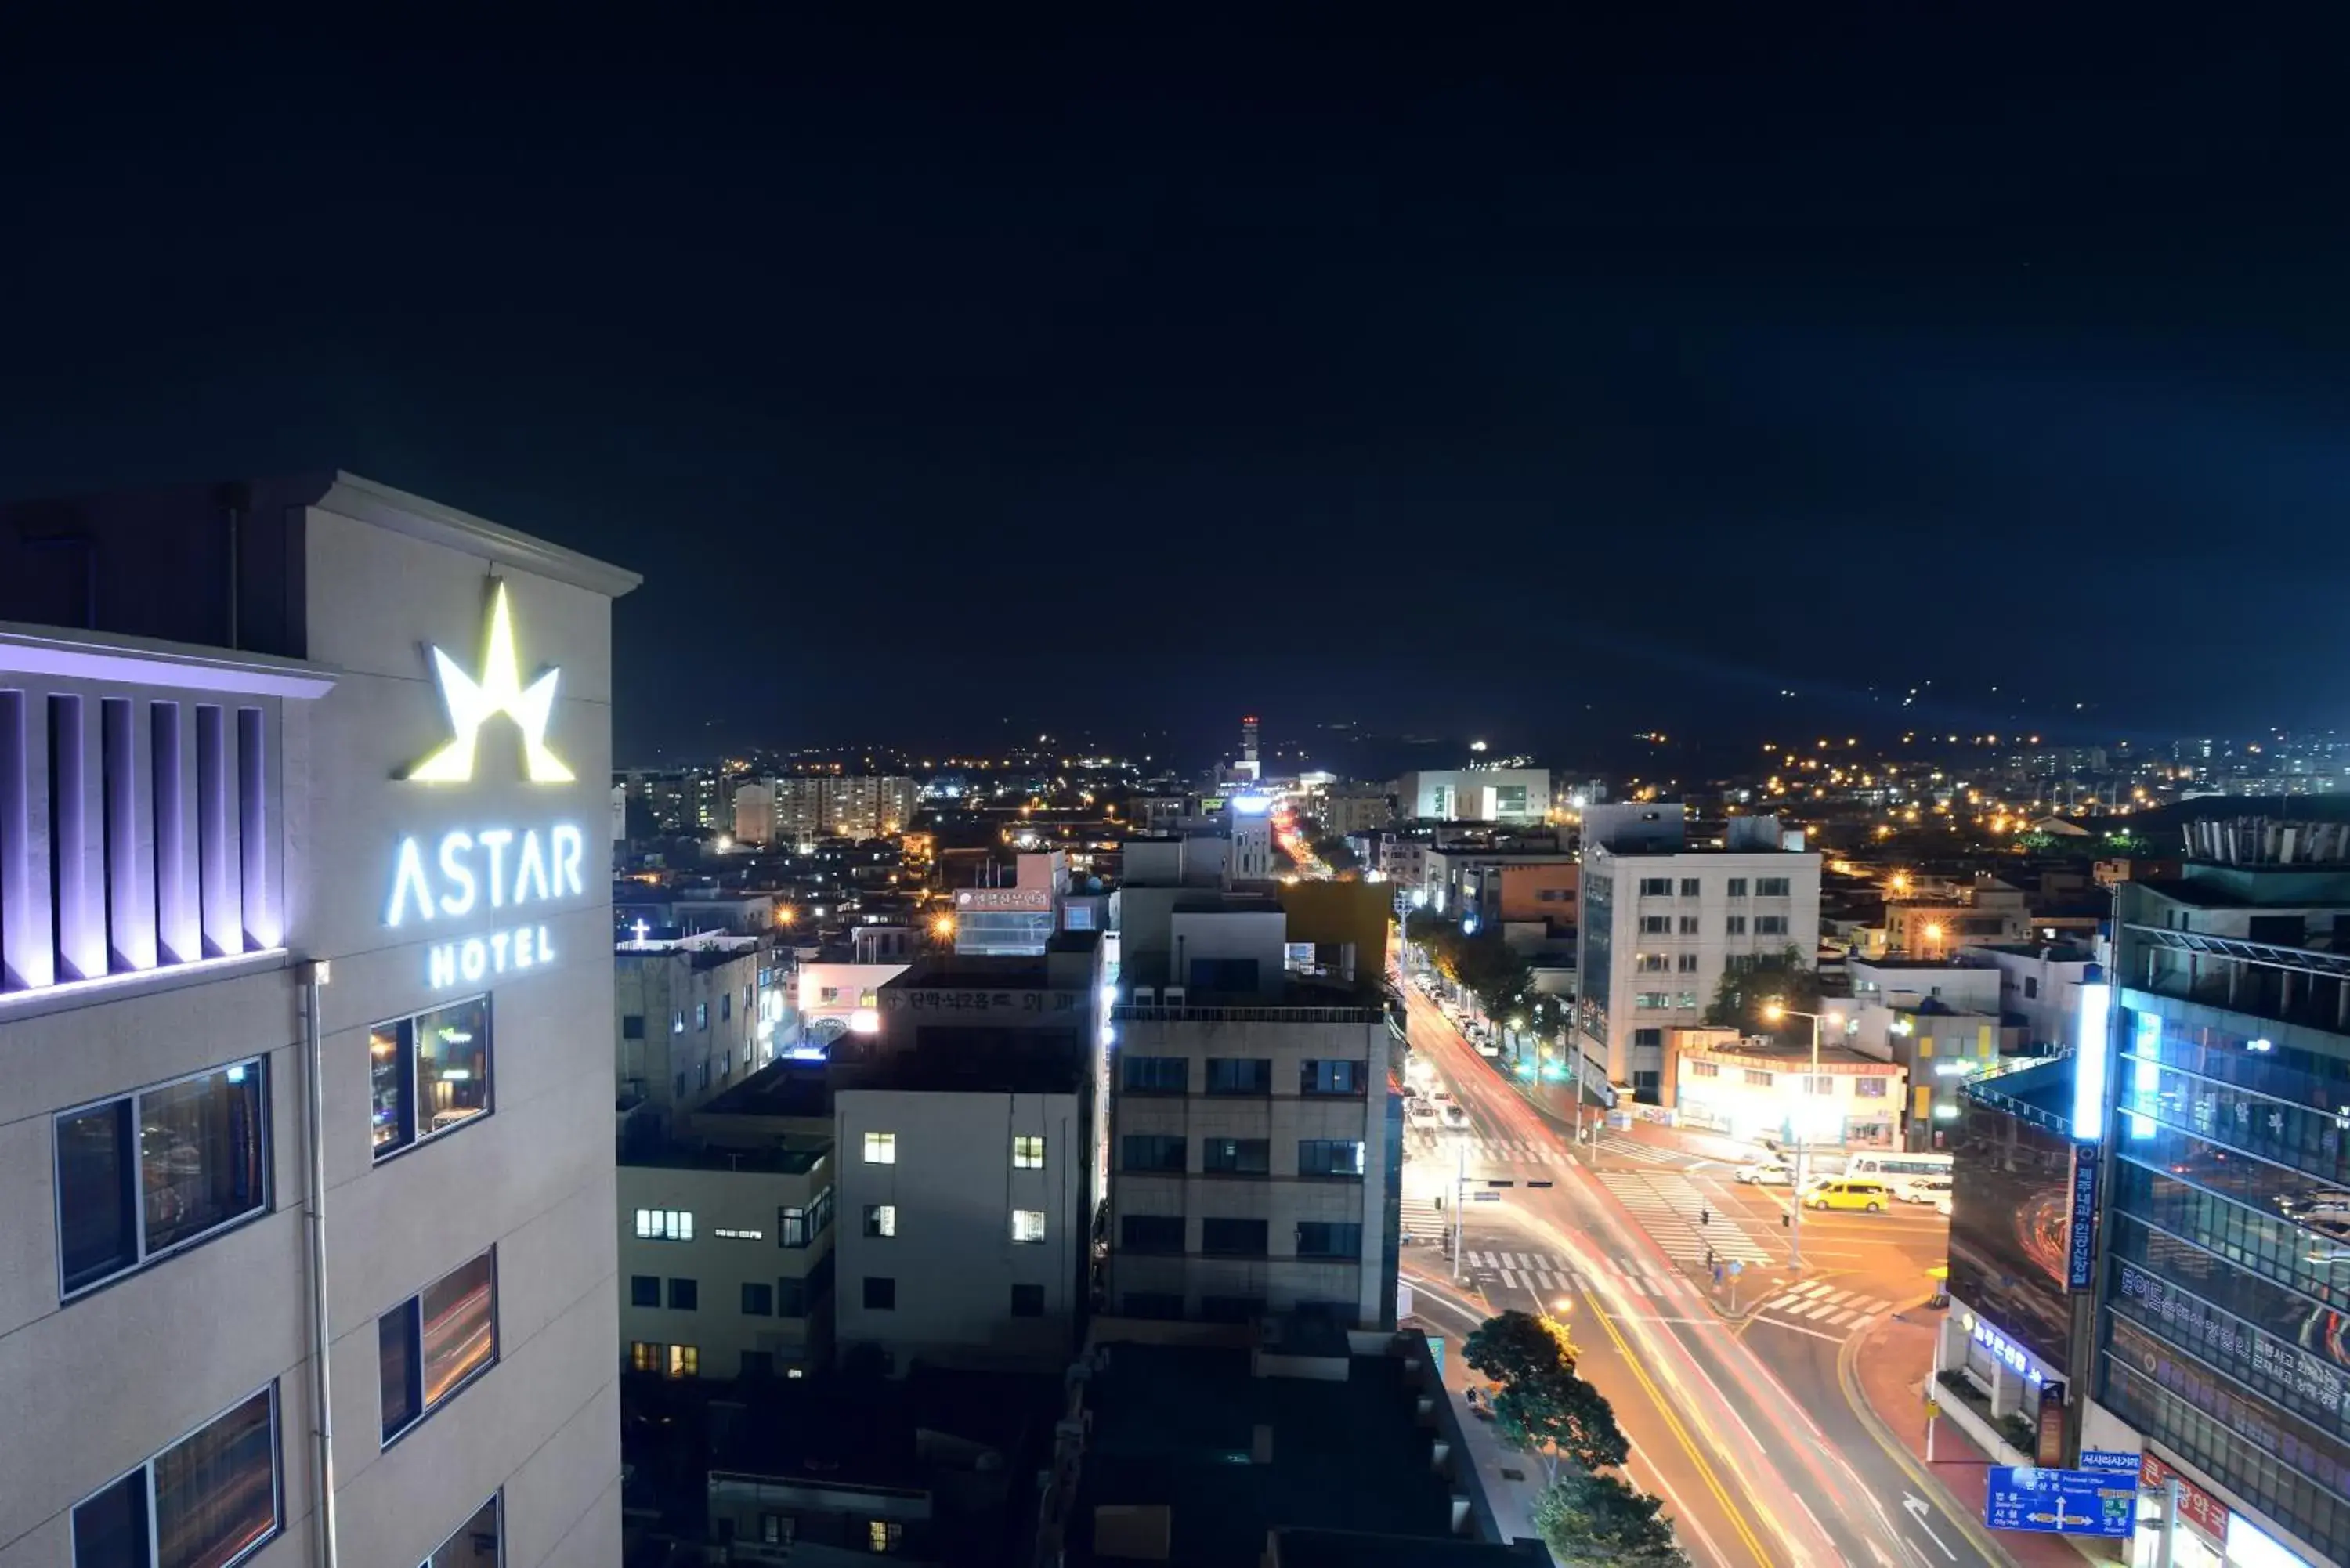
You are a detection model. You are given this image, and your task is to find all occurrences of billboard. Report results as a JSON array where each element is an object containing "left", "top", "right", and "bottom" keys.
[
  {"left": 2066, "top": 1151, "right": 2099, "bottom": 1292},
  {"left": 1949, "top": 1094, "right": 2075, "bottom": 1372}
]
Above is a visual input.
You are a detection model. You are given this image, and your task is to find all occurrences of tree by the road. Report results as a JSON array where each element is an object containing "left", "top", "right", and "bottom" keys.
[
  {"left": 1532, "top": 1469, "right": 1690, "bottom": 1567},
  {"left": 1701, "top": 944, "right": 1820, "bottom": 1045},
  {"left": 1406, "top": 912, "right": 1535, "bottom": 1020},
  {"left": 1462, "top": 1310, "right": 1628, "bottom": 1482}
]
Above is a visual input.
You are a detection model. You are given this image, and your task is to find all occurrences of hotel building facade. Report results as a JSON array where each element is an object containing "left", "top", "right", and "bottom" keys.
[{"left": 0, "top": 474, "right": 634, "bottom": 1567}]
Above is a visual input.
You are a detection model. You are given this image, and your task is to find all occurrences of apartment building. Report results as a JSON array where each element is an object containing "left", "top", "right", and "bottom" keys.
[
  {"left": 830, "top": 943, "right": 1108, "bottom": 1375},
  {"left": 1574, "top": 805, "right": 1821, "bottom": 1100},
  {"left": 1104, "top": 876, "right": 1399, "bottom": 1328},
  {"left": 0, "top": 473, "right": 633, "bottom": 1567},
  {"left": 614, "top": 931, "right": 783, "bottom": 1126},
  {"left": 731, "top": 775, "right": 918, "bottom": 847}
]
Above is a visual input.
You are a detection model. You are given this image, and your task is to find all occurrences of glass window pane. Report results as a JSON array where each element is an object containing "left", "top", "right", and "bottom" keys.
[
  {"left": 380, "top": 1306, "right": 421, "bottom": 1440},
  {"left": 71, "top": 1471, "right": 150, "bottom": 1568},
  {"left": 141, "top": 1061, "right": 266, "bottom": 1255},
  {"left": 371, "top": 1021, "right": 410, "bottom": 1154},
  {"left": 153, "top": 1387, "right": 278, "bottom": 1568},
  {"left": 421, "top": 1252, "right": 498, "bottom": 1407},
  {"left": 57, "top": 1099, "right": 138, "bottom": 1293},
  {"left": 414, "top": 999, "right": 490, "bottom": 1139},
  {"left": 425, "top": 1495, "right": 501, "bottom": 1568}
]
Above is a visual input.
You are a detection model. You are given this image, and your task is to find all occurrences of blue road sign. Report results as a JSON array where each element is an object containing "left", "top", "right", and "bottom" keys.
[
  {"left": 2080, "top": 1450, "right": 2142, "bottom": 1479},
  {"left": 1985, "top": 1467, "right": 2136, "bottom": 1538}
]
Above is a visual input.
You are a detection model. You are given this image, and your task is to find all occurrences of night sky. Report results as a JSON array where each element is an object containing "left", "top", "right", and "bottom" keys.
[{"left": 3, "top": 16, "right": 2345, "bottom": 766}]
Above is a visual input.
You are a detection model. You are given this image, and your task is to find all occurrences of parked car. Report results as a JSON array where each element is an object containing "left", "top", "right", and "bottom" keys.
[
  {"left": 1896, "top": 1176, "right": 1954, "bottom": 1205},
  {"left": 1735, "top": 1162, "right": 1793, "bottom": 1186},
  {"left": 1803, "top": 1178, "right": 1892, "bottom": 1213},
  {"left": 1442, "top": 1103, "right": 1471, "bottom": 1129}
]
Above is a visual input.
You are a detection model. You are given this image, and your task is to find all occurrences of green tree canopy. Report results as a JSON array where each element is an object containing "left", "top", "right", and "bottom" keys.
[
  {"left": 1311, "top": 834, "right": 1362, "bottom": 873},
  {"left": 1532, "top": 1469, "right": 1690, "bottom": 1567},
  {"left": 1462, "top": 1311, "right": 1629, "bottom": 1482},
  {"left": 1701, "top": 944, "right": 1821, "bottom": 1045}
]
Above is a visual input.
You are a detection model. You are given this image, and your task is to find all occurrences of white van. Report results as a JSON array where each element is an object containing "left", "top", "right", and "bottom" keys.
[{"left": 1896, "top": 1176, "right": 1953, "bottom": 1205}]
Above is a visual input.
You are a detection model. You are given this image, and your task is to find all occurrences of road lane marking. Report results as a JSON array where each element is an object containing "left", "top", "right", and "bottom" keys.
[
  {"left": 1582, "top": 1282, "right": 1778, "bottom": 1568},
  {"left": 1748, "top": 1317, "right": 1848, "bottom": 1345},
  {"left": 1501, "top": 1269, "right": 1518, "bottom": 1287}
]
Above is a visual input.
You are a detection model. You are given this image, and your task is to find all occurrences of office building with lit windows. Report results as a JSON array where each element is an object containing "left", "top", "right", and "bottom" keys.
[
  {"left": 1574, "top": 805, "right": 1821, "bottom": 1100},
  {"left": 2078, "top": 825, "right": 2350, "bottom": 1567},
  {"left": 0, "top": 473, "right": 633, "bottom": 1567}
]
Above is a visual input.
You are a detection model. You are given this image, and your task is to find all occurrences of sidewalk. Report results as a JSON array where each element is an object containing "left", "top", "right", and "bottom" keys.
[
  {"left": 1852, "top": 1313, "right": 2120, "bottom": 1567},
  {"left": 1428, "top": 1324, "right": 1546, "bottom": 1542}
]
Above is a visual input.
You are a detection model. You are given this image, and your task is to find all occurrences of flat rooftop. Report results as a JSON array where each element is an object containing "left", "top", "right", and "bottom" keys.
[
  {"left": 698, "top": 1060, "right": 830, "bottom": 1118},
  {"left": 619, "top": 1134, "right": 830, "bottom": 1176},
  {"left": 1068, "top": 1341, "right": 1461, "bottom": 1568}
]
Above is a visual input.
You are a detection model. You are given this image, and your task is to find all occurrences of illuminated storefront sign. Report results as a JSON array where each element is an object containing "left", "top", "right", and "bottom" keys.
[
  {"left": 407, "top": 582, "right": 573, "bottom": 784},
  {"left": 1972, "top": 1317, "right": 2041, "bottom": 1382},
  {"left": 2073, "top": 981, "right": 2110, "bottom": 1140},
  {"left": 386, "top": 824, "right": 587, "bottom": 987}
]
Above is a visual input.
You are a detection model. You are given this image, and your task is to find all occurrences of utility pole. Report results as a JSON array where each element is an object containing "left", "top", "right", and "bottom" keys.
[{"left": 1762, "top": 999, "right": 1839, "bottom": 1272}]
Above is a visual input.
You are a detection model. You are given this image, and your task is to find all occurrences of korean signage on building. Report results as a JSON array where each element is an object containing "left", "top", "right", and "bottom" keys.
[
  {"left": 2036, "top": 1379, "right": 2068, "bottom": 1469},
  {"left": 2139, "top": 1452, "right": 2230, "bottom": 1541},
  {"left": 880, "top": 988, "right": 1080, "bottom": 1014},
  {"left": 2067, "top": 1149, "right": 2099, "bottom": 1292},
  {"left": 954, "top": 888, "right": 1053, "bottom": 913}
]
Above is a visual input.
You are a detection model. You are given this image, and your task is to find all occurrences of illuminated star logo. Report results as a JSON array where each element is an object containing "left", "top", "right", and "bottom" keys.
[{"left": 407, "top": 581, "right": 573, "bottom": 784}]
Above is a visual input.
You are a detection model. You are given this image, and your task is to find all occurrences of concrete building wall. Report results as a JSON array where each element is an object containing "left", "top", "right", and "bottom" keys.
[
  {"left": 0, "top": 477, "right": 632, "bottom": 1568},
  {"left": 1106, "top": 1014, "right": 1393, "bottom": 1327},
  {"left": 616, "top": 1158, "right": 835, "bottom": 1379},
  {"left": 1577, "top": 844, "right": 1823, "bottom": 1099},
  {"left": 615, "top": 944, "right": 768, "bottom": 1116},
  {"left": 1397, "top": 769, "right": 1550, "bottom": 824},
  {"left": 832, "top": 1089, "right": 1088, "bottom": 1373}
]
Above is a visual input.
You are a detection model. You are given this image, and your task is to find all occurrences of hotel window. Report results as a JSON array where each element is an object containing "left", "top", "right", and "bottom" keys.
[
  {"left": 864, "top": 1204, "right": 898, "bottom": 1238},
  {"left": 56, "top": 1057, "right": 268, "bottom": 1299},
  {"left": 1677, "top": 952, "right": 1699, "bottom": 972},
  {"left": 73, "top": 1384, "right": 280, "bottom": 1568},
  {"left": 1300, "top": 1059, "right": 1364, "bottom": 1094},
  {"left": 1725, "top": 916, "right": 1748, "bottom": 935},
  {"left": 635, "top": 1209, "right": 694, "bottom": 1241},
  {"left": 371, "top": 995, "right": 491, "bottom": 1160},
  {"left": 379, "top": 1249, "right": 497, "bottom": 1445},
  {"left": 1638, "top": 877, "right": 1672, "bottom": 896},
  {"left": 1756, "top": 877, "right": 1791, "bottom": 898},
  {"left": 1678, "top": 916, "right": 1700, "bottom": 934},
  {"left": 1299, "top": 1139, "right": 1365, "bottom": 1178},
  {"left": 863, "top": 1132, "right": 897, "bottom": 1164},
  {"left": 1011, "top": 1209, "right": 1047, "bottom": 1243},
  {"left": 1636, "top": 953, "right": 1670, "bottom": 974},
  {"left": 422, "top": 1495, "right": 502, "bottom": 1568},
  {"left": 1013, "top": 1134, "right": 1045, "bottom": 1170},
  {"left": 1755, "top": 916, "right": 1788, "bottom": 936},
  {"left": 1639, "top": 916, "right": 1670, "bottom": 935},
  {"left": 1679, "top": 878, "right": 1701, "bottom": 897}
]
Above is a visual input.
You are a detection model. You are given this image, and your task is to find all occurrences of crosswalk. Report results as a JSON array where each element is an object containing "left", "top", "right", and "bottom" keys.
[
  {"left": 1462, "top": 1249, "right": 1700, "bottom": 1301},
  {"left": 1401, "top": 1194, "right": 1445, "bottom": 1243},
  {"left": 1409, "top": 1131, "right": 1567, "bottom": 1167},
  {"left": 1593, "top": 1132, "right": 1709, "bottom": 1169},
  {"left": 1752, "top": 1278, "right": 1895, "bottom": 1335},
  {"left": 1594, "top": 1170, "right": 1773, "bottom": 1265}
]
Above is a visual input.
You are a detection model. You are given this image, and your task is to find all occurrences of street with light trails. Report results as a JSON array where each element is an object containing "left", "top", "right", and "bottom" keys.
[{"left": 1397, "top": 973, "right": 2005, "bottom": 1568}]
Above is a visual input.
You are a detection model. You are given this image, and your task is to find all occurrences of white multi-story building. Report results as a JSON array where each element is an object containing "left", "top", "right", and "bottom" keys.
[
  {"left": 732, "top": 775, "right": 918, "bottom": 847},
  {"left": 614, "top": 931, "right": 783, "bottom": 1124},
  {"left": 1395, "top": 768, "right": 1550, "bottom": 824},
  {"left": 0, "top": 472, "right": 634, "bottom": 1567},
  {"left": 830, "top": 945, "right": 1108, "bottom": 1375},
  {"left": 1575, "top": 806, "right": 1822, "bottom": 1100}
]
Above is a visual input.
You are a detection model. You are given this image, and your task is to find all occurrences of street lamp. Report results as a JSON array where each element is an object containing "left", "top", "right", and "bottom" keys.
[{"left": 1761, "top": 997, "right": 1845, "bottom": 1270}]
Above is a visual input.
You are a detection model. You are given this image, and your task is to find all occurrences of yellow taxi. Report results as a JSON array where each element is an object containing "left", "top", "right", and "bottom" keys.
[{"left": 1802, "top": 1177, "right": 1892, "bottom": 1213}]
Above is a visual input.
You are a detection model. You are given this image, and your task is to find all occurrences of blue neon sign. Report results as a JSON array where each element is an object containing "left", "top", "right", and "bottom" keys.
[{"left": 2073, "top": 981, "right": 2110, "bottom": 1140}]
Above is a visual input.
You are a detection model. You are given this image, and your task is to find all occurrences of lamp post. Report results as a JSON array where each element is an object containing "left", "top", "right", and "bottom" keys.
[{"left": 1762, "top": 998, "right": 1844, "bottom": 1270}]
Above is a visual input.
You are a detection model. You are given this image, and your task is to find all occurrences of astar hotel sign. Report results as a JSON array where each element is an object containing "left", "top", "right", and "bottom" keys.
[{"left": 384, "top": 581, "right": 587, "bottom": 988}]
